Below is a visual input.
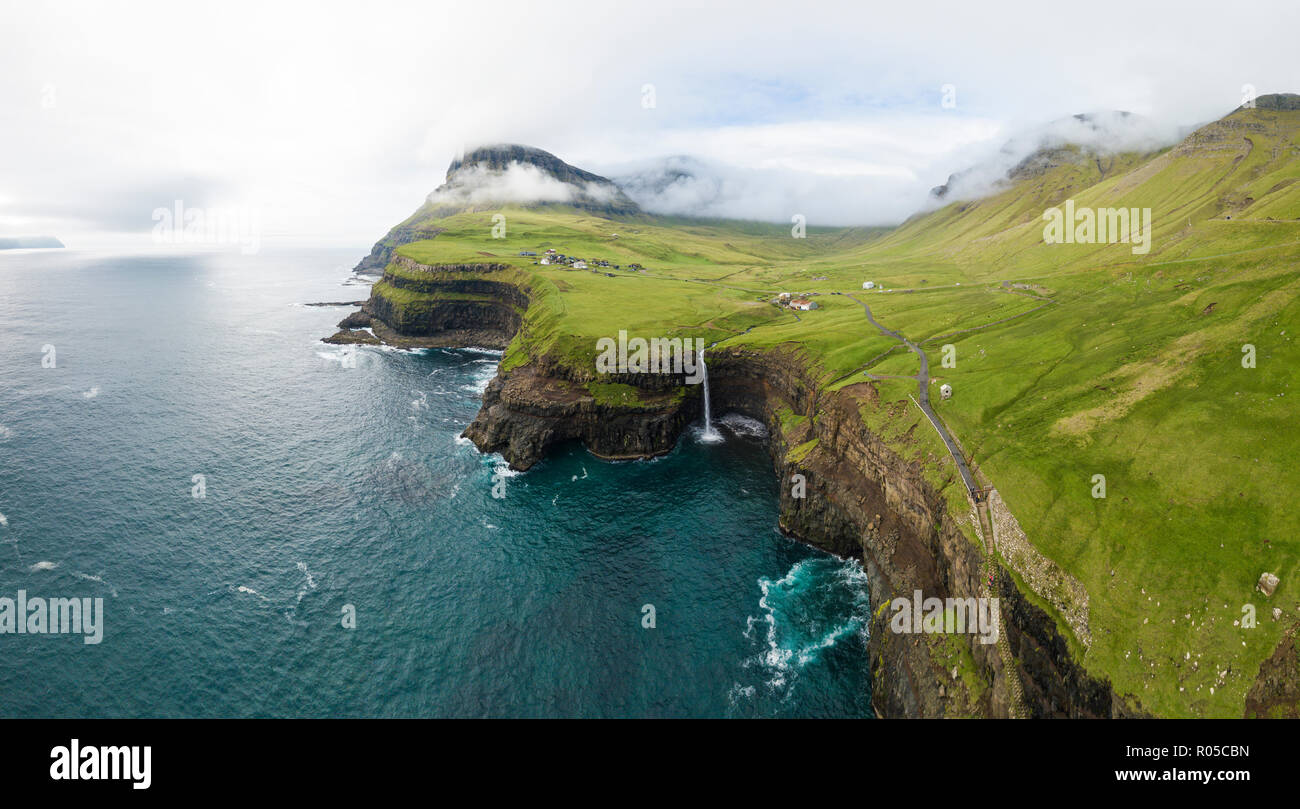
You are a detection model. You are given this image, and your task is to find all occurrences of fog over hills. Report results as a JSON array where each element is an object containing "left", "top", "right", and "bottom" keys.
[{"left": 429, "top": 144, "right": 640, "bottom": 217}]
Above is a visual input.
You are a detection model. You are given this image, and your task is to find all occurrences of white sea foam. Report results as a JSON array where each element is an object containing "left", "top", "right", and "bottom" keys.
[
  {"left": 74, "top": 572, "right": 119, "bottom": 597},
  {"left": 235, "top": 585, "right": 269, "bottom": 601},
  {"left": 0, "top": 425, "right": 12, "bottom": 440},
  {"left": 691, "top": 423, "right": 726, "bottom": 444},
  {"left": 727, "top": 683, "right": 757, "bottom": 706},
  {"left": 718, "top": 412, "right": 769, "bottom": 438},
  {"left": 491, "top": 459, "right": 522, "bottom": 478},
  {"left": 742, "top": 556, "right": 871, "bottom": 693},
  {"left": 462, "top": 362, "right": 498, "bottom": 395},
  {"left": 30, "top": 560, "right": 58, "bottom": 572},
  {"left": 373, "top": 344, "right": 429, "bottom": 355},
  {"left": 82, "top": 387, "right": 100, "bottom": 399},
  {"left": 315, "top": 347, "right": 355, "bottom": 364}
]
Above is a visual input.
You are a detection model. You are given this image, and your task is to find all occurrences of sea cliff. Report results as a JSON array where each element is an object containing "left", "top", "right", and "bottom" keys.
[{"left": 344, "top": 254, "right": 1149, "bottom": 717}]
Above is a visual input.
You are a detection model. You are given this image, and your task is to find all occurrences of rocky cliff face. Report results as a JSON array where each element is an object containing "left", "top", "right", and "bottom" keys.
[
  {"left": 703, "top": 347, "right": 1136, "bottom": 717},
  {"left": 352, "top": 259, "right": 1139, "bottom": 716},
  {"left": 353, "top": 219, "right": 445, "bottom": 274},
  {"left": 331, "top": 257, "right": 526, "bottom": 349},
  {"left": 464, "top": 367, "right": 697, "bottom": 469},
  {"left": 459, "top": 328, "right": 1137, "bottom": 715}
]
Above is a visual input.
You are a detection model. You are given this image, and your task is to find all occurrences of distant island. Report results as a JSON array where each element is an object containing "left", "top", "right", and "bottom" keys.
[{"left": 0, "top": 236, "right": 64, "bottom": 249}]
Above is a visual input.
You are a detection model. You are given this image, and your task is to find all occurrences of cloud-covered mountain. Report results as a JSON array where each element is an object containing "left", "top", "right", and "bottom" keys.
[
  {"left": 424, "top": 144, "right": 639, "bottom": 217},
  {"left": 354, "top": 144, "right": 640, "bottom": 272},
  {"left": 608, "top": 153, "right": 927, "bottom": 226},
  {"left": 926, "top": 110, "right": 1186, "bottom": 205}
]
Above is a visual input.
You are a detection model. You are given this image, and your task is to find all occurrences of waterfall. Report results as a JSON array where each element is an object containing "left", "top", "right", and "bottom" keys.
[{"left": 698, "top": 348, "right": 722, "bottom": 443}]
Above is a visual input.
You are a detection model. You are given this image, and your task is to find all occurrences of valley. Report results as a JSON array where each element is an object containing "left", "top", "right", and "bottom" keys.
[{"left": 334, "top": 96, "right": 1300, "bottom": 717}]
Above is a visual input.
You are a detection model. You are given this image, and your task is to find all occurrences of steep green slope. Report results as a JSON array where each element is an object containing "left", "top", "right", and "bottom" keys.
[
  {"left": 839, "top": 97, "right": 1300, "bottom": 283},
  {"left": 353, "top": 96, "right": 1300, "bottom": 716}
]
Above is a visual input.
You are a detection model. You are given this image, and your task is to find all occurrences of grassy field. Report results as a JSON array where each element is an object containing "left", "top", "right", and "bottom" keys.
[{"left": 377, "top": 101, "right": 1300, "bottom": 715}]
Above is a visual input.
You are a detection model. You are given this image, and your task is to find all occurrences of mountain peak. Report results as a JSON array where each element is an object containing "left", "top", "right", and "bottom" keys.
[
  {"left": 929, "top": 110, "right": 1171, "bottom": 202},
  {"left": 447, "top": 144, "right": 610, "bottom": 186},
  {"left": 1241, "top": 92, "right": 1300, "bottom": 111},
  {"left": 429, "top": 143, "right": 640, "bottom": 216},
  {"left": 353, "top": 145, "right": 640, "bottom": 272}
]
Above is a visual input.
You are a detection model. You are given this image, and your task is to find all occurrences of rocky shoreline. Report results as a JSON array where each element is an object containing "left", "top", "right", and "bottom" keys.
[{"left": 334, "top": 256, "right": 1159, "bottom": 717}]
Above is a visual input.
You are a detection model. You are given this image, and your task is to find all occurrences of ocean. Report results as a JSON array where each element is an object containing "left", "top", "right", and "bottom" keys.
[{"left": 0, "top": 247, "right": 872, "bottom": 718}]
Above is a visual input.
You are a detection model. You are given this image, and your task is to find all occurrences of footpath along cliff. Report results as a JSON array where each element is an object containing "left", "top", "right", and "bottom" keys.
[{"left": 329, "top": 253, "right": 1150, "bottom": 718}]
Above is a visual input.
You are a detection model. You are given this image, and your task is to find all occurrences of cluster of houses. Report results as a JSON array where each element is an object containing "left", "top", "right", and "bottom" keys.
[
  {"left": 524, "top": 249, "right": 644, "bottom": 276},
  {"left": 774, "top": 291, "right": 819, "bottom": 311}
]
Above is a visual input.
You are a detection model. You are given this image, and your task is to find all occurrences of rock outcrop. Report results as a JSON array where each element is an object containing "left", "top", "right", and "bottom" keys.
[
  {"left": 348, "top": 253, "right": 1143, "bottom": 717},
  {"left": 456, "top": 316, "right": 1140, "bottom": 715},
  {"left": 464, "top": 367, "right": 696, "bottom": 469},
  {"left": 331, "top": 257, "right": 527, "bottom": 349},
  {"left": 355, "top": 144, "right": 639, "bottom": 273}
]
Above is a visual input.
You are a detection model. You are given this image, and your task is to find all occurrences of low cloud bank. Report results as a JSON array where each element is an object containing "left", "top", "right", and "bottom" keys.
[
  {"left": 607, "top": 111, "right": 1187, "bottom": 226},
  {"left": 611, "top": 155, "right": 927, "bottom": 227},
  {"left": 924, "top": 111, "right": 1187, "bottom": 206},
  {"left": 428, "top": 162, "right": 620, "bottom": 208}
]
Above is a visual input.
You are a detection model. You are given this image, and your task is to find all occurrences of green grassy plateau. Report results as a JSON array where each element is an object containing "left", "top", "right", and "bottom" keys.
[{"left": 375, "top": 99, "right": 1300, "bottom": 716}]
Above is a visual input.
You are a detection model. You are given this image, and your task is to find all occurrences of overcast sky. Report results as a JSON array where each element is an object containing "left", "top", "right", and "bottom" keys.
[{"left": 2, "top": 0, "right": 1297, "bottom": 247}]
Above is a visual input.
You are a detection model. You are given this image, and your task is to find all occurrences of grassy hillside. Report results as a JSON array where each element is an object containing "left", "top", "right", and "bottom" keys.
[{"left": 376, "top": 99, "right": 1300, "bottom": 716}]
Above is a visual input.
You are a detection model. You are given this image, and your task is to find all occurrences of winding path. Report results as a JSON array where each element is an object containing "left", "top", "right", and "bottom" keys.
[
  {"left": 844, "top": 294, "right": 977, "bottom": 496},
  {"left": 845, "top": 293, "right": 1030, "bottom": 716}
]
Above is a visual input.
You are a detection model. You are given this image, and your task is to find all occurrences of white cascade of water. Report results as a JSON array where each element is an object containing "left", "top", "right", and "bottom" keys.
[{"left": 698, "top": 348, "right": 722, "bottom": 442}]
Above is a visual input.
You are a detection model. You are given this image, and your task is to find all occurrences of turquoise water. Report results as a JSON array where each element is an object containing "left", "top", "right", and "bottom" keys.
[{"left": 0, "top": 248, "right": 872, "bottom": 717}]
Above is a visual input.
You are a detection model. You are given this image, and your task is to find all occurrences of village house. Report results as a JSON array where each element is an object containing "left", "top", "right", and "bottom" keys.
[
  {"left": 790, "top": 298, "right": 819, "bottom": 311},
  {"left": 574, "top": 260, "right": 588, "bottom": 269},
  {"left": 862, "top": 281, "right": 875, "bottom": 290}
]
